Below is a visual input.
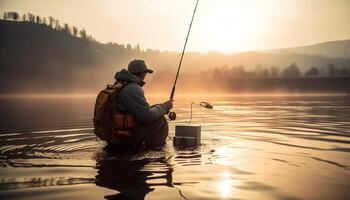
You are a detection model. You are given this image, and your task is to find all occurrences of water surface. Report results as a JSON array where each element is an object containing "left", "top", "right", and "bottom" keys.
[{"left": 0, "top": 95, "right": 349, "bottom": 200}]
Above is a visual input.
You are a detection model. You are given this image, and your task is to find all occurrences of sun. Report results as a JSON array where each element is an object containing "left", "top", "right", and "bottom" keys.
[{"left": 192, "top": 0, "right": 265, "bottom": 53}]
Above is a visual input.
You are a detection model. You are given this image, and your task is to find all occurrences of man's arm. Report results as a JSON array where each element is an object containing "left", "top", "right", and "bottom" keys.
[{"left": 119, "top": 84, "right": 167, "bottom": 124}]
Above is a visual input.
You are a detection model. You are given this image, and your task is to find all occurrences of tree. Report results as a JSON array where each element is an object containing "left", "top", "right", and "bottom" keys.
[
  {"left": 281, "top": 63, "right": 302, "bottom": 78},
  {"left": 42, "top": 17, "right": 47, "bottom": 25},
  {"left": 213, "top": 67, "right": 223, "bottom": 80},
  {"left": 28, "top": 13, "right": 35, "bottom": 22},
  {"left": 136, "top": 43, "right": 141, "bottom": 52},
  {"left": 22, "top": 14, "right": 27, "bottom": 21},
  {"left": 72, "top": 26, "right": 78, "bottom": 37},
  {"left": 254, "top": 64, "right": 262, "bottom": 77},
  {"left": 54, "top": 19, "right": 60, "bottom": 30},
  {"left": 304, "top": 67, "right": 319, "bottom": 77},
  {"left": 79, "top": 28, "right": 87, "bottom": 38},
  {"left": 230, "top": 65, "right": 248, "bottom": 78},
  {"left": 48, "top": 16, "right": 54, "bottom": 28},
  {"left": 13, "top": 12, "right": 19, "bottom": 20},
  {"left": 87, "top": 35, "right": 95, "bottom": 41},
  {"left": 253, "top": 64, "right": 269, "bottom": 78},
  {"left": 327, "top": 63, "right": 339, "bottom": 77},
  {"left": 339, "top": 68, "right": 347, "bottom": 77},
  {"left": 35, "top": 15, "right": 41, "bottom": 23},
  {"left": 7, "top": 12, "right": 19, "bottom": 20},
  {"left": 260, "top": 68, "right": 269, "bottom": 78},
  {"left": 269, "top": 65, "right": 279, "bottom": 77},
  {"left": 63, "top": 23, "right": 71, "bottom": 34},
  {"left": 3, "top": 12, "right": 7, "bottom": 20}
]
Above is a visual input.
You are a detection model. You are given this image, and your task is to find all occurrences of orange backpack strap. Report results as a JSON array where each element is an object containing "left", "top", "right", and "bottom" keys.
[
  {"left": 110, "top": 114, "right": 135, "bottom": 139},
  {"left": 112, "top": 114, "right": 135, "bottom": 129},
  {"left": 108, "top": 81, "right": 137, "bottom": 140}
]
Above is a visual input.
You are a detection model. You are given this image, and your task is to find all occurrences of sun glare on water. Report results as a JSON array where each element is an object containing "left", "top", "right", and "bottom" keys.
[{"left": 217, "top": 172, "right": 239, "bottom": 198}]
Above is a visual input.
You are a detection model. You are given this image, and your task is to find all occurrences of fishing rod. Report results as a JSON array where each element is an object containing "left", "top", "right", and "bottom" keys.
[{"left": 168, "top": 0, "right": 200, "bottom": 121}]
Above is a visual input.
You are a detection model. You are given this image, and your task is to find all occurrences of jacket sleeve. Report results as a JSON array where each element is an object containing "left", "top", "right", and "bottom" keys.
[{"left": 119, "top": 84, "right": 167, "bottom": 124}]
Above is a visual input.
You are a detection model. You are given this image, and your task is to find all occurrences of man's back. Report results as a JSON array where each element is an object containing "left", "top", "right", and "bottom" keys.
[{"left": 115, "top": 68, "right": 167, "bottom": 125}]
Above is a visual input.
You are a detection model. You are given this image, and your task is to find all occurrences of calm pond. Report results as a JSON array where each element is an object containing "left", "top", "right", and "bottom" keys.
[{"left": 0, "top": 95, "right": 349, "bottom": 200}]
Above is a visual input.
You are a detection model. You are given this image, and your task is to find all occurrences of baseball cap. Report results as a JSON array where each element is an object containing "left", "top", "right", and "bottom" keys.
[{"left": 127, "top": 59, "right": 153, "bottom": 74}]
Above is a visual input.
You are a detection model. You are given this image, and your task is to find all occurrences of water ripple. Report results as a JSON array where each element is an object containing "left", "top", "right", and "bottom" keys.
[{"left": 0, "top": 96, "right": 349, "bottom": 199}]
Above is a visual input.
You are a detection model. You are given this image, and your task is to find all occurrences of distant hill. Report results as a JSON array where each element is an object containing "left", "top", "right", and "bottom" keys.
[
  {"left": 268, "top": 40, "right": 350, "bottom": 59},
  {"left": 0, "top": 20, "right": 100, "bottom": 92},
  {"left": 0, "top": 19, "right": 138, "bottom": 93},
  {"left": 0, "top": 19, "right": 350, "bottom": 93}
]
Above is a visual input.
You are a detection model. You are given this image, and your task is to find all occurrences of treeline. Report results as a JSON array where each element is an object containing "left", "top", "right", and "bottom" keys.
[
  {"left": 207, "top": 62, "right": 350, "bottom": 80},
  {"left": 1, "top": 13, "right": 350, "bottom": 94},
  {"left": 2, "top": 11, "right": 94, "bottom": 41},
  {"left": 148, "top": 63, "right": 350, "bottom": 93}
]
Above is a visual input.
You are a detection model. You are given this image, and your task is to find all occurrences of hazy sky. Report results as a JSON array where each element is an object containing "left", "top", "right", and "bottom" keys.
[{"left": 1, "top": 0, "right": 349, "bottom": 53}]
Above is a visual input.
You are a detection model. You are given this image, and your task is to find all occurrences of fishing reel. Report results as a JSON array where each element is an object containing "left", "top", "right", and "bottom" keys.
[{"left": 168, "top": 111, "right": 176, "bottom": 121}]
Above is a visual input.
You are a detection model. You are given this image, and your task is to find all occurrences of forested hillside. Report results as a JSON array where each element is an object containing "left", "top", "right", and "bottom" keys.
[{"left": 1, "top": 13, "right": 350, "bottom": 94}]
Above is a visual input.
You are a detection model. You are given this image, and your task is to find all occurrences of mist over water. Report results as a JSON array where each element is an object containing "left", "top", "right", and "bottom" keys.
[{"left": 0, "top": 95, "right": 349, "bottom": 200}]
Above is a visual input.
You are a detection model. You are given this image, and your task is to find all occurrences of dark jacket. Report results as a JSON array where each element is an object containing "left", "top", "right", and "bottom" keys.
[{"left": 115, "top": 69, "right": 167, "bottom": 124}]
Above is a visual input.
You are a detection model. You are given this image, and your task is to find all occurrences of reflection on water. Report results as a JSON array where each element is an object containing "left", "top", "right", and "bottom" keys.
[
  {"left": 0, "top": 95, "right": 349, "bottom": 200},
  {"left": 95, "top": 146, "right": 173, "bottom": 199}
]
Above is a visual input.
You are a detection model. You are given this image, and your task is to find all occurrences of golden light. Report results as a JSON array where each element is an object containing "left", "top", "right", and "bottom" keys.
[
  {"left": 217, "top": 172, "right": 238, "bottom": 198},
  {"left": 194, "top": 0, "right": 266, "bottom": 52},
  {"left": 214, "top": 146, "right": 233, "bottom": 166}
]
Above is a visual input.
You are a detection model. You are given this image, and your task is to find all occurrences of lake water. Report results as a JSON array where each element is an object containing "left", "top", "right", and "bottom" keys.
[{"left": 0, "top": 95, "right": 349, "bottom": 200}]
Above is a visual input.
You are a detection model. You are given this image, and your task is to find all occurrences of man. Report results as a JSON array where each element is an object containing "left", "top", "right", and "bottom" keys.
[{"left": 113, "top": 59, "right": 173, "bottom": 148}]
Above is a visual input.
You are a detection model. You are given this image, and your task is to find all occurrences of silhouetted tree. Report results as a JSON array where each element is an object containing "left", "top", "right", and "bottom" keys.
[
  {"left": 12, "top": 12, "right": 19, "bottom": 20},
  {"left": 213, "top": 67, "right": 223, "bottom": 79},
  {"left": 346, "top": 69, "right": 350, "bottom": 77},
  {"left": 54, "top": 19, "right": 60, "bottom": 30},
  {"left": 72, "top": 26, "right": 78, "bottom": 37},
  {"left": 22, "top": 14, "right": 27, "bottom": 21},
  {"left": 3, "top": 12, "right": 7, "bottom": 20},
  {"left": 305, "top": 67, "right": 319, "bottom": 77},
  {"left": 260, "top": 68, "right": 269, "bottom": 78},
  {"left": 327, "top": 64, "right": 339, "bottom": 77},
  {"left": 281, "top": 63, "right": 302, "bottom": 78},
  {"left": 87, "top": 35, "right": 95, "bottom": 41},
  {"left": 13, "top": 12, "right": 19, "bottom": 20},
  {"left": 136, "top": 44, "right": 141, "bottom": 52},
  {"left": 269, "top": 65, "right": 279, "bottom": 77},
  {"left": 6, "top": 12, "right": 19, "bottom": 20},
  {"left": 79, "top": 28, "right": 87, "bottom": 38},
  {"left": 35, "top": 15, "right": 41, "bottom": 23},
  {"left": 63, "top": 23, "right": 71, "bottom": 34},
  {"left": 254, "top": 64, "right": 269, "bottom": 78},
  {"left": 339, "top": 68, "right": 347, "bottom": 77},
  {"left": 28, "top": 13, "right": 35, "bottom": 22},
  {"left": 42, "top": 17, "right": 47, "bottom": 25},
  {"left": 48, "top": 16, "right": 54, "bottom": 28},
  {"left": 230, "top": 65, "right": 249, "bottom": 78},
  {"left": 254, "top": 64, "right": 263, "bottom": 76}
]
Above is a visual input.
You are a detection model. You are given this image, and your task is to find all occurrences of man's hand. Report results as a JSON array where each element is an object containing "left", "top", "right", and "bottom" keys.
[{"left": 162, "top": 100, "right": 173, "bottom": 112}]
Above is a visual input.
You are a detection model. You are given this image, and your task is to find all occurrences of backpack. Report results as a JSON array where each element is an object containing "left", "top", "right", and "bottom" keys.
[{"left": 93, "top": 81, "right": 129, "bottom": 143}]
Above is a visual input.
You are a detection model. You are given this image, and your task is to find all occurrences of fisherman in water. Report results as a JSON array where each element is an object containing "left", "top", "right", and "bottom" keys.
[{"left": 102, "top": 59, "right": 173, "bottom": 148}]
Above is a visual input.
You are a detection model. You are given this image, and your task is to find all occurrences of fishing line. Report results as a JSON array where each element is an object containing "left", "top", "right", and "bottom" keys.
[
  {"left": 188, "top": 101, "right": 213, "bottom": 125},
  {"left": 199, "top": 105, "right": 217, "bottom": 145},
  {"left": 188, "top": 101, "right": 216, "bottom": 145}
]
